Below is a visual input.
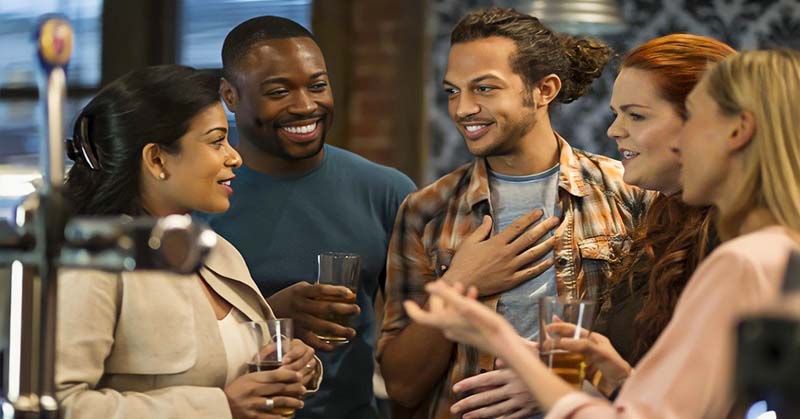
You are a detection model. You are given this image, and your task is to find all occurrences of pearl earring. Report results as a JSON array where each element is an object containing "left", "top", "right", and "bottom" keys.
[{"left": 159, "top": 172, "right": 166, "bottom": 180}]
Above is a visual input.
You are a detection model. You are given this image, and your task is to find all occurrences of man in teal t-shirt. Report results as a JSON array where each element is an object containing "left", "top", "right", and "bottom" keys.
[{"left": 207, "top": 16, "right": 415, "bottom": 419}]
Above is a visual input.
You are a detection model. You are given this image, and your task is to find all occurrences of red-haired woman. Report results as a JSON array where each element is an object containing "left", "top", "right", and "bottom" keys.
[
  {"left": 506, "top": 33, "right": 737, "bottom": 399},
  {"left": 596, "top": 33, "right": 736, "bottom": 378}
]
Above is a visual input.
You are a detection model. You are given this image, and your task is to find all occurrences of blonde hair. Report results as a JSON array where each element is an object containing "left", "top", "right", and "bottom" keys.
[{"left": 705, "top": 49, "right": 800, "bottom": 238}]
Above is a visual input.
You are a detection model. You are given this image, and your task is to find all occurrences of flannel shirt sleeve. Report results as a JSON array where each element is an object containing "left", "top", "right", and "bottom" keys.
[{"left": 377, "top": 196, "right": 437, "bottom": 359}]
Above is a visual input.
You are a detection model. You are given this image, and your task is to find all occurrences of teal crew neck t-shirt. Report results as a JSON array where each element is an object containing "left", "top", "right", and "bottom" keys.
[{"left": 200, "top": 144, "right": 416, "bottom": 419}]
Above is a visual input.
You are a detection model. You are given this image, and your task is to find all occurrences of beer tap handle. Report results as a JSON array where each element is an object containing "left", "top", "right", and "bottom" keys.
[
  {"left": 32, "top": 15, "right": 74, "bottom": 419},
  {"left": 35, "top": 14, "right": 73, "bottom": 191}
]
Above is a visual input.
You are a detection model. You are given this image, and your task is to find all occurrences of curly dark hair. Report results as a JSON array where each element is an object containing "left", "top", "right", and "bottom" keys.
[{"left": 450, "top": 7, "right": 613, "bottom": 104}]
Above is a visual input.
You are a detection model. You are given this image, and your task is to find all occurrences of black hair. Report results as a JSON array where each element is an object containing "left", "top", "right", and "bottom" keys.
[
  {"left": 221, "top": 15, "right": 316, "bottom": 82},
  {"left": 64, "top": 65, "right": 221, "bottom": 216},
  {"left": 451, "top": 7, "right": 613, "bottom": 104}
]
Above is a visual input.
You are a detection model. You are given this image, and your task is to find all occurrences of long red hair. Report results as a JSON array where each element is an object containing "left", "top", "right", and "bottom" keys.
[{"left": 611, "top": 34, "right": 735, "bottom": 356}]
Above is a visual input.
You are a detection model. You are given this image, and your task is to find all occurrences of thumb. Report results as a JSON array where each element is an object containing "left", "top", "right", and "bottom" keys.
[
  {"left": 466, "top": 285, "right": 479, "bottom": 299},
  {"left": 466, "top": 215, "right": 493, "bottom": 243}
]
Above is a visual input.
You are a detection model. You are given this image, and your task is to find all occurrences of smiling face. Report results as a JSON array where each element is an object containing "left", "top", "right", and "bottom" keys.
[
  {"left": 223, "top": 37, "right": 333, "bottom": 162},
  {"left": 607, "top": 67, "right": 685, "bottom": 195},
  {"left": 444, "top": 36, "right": 539, "bottom": 158},
  {"left": 155, "top": 103, "right": 242, "bottom": 214}
]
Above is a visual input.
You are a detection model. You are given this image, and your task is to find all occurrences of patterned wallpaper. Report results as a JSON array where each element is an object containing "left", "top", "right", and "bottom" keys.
[{"left": 425, "top": 0, "right": 800, "bottom": 183}]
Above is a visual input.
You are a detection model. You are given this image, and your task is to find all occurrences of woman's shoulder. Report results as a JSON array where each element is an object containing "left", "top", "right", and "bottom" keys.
[
  {"left": 58, "top": 268, "right": 121, "bottom": 293},
  {"left": 202, "top": 233, "right": 252, "bottom": 279},
  {"left": 707, "top": 226, "right": 796, "bottom": 266},
  {"left": 202, "top": 233, "right": 274, "bottom": 319},
  {"left": 686, "top": 226, "right": 797, "bottom": 300}
]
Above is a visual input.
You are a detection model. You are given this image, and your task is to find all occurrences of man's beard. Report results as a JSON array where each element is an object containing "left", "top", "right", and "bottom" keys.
[{"left": 469, "top": 111, "right": 536, "bottom": 158}]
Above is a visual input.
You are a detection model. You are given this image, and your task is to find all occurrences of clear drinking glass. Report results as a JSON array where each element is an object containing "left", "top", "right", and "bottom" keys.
[
  {"left": 538, "top": 296, "right": 597, "bottom": 388},
  {"left": 245, "top": 319, "right": 295, "bottom": 417},
  {"left": 315, "top": 252, "right": 361, "bottom": 345}
]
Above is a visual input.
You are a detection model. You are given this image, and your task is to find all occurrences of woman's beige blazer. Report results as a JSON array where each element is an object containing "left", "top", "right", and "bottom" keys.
[{"left": 56, "top": 234, "right": 314, "bottom": 419}]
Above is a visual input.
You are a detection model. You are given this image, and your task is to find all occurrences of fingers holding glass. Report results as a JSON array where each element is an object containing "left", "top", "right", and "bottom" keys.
[
  {"left": 245, "top": 319, "right": 299, "bottom": 417},
  {"left": 537, "top": 296, "right": 597, "bottom": 388}
]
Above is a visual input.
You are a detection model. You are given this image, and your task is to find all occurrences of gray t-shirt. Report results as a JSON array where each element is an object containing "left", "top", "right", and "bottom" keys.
[{"left": 489, "top": 164, "right": 560, "bottom": 340}]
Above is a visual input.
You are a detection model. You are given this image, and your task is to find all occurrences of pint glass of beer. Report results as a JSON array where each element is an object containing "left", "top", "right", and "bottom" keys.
[
  {"left": 316, "top": 252, "right": 361, "bottom": 345},
  {"left": 538, "top": 296, "right": 597, "bottom": 388}
]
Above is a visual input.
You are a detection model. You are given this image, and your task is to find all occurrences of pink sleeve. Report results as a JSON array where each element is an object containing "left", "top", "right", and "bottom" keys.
[
  {"left": 546, "top": 393, "right": 618, "bottom": 419},
  {"left": 546, "top": 246, "right": 778, "bottom": 419},
  {"left": 545, "top": 392, "right": 674, "bottom": 419}
]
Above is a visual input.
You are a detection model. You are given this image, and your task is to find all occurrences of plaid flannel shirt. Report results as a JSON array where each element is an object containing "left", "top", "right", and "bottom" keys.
[{"left": 378, "top": 135, "right": 655, "bottom": 418}]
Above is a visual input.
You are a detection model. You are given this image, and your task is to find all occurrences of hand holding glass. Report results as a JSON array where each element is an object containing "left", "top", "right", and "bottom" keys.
[
  {"left": 538, "top": 296, "right": 597, "bottom": 388},
  {"left": 245, "top": 319, "right": 296, "bottom": 417}
]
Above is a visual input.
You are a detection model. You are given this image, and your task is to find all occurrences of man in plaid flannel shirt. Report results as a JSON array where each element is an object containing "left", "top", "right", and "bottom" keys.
[{"left": 378, "top": 8, "right": 654, "bottom": 419}]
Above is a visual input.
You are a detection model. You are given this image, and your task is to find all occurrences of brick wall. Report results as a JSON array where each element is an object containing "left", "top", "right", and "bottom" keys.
[{"left": 314, "top": 0, "right": 427, "bottom": 184}]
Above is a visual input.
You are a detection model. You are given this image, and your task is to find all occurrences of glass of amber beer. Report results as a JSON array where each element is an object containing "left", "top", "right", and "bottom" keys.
[
  {"left": 316, "top": 252, "right": 361, "bottom": 345},
  {"left": 245, "top": 319, "right": 296, "bottom": 417},
  {"left": 538, "top": 296, "right": 597, "bottom": 388}
]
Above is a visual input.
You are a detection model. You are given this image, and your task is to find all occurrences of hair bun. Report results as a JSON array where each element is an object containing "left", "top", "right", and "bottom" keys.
[{"left": 557, "top": 34, "right": 614, "bottom": 103}]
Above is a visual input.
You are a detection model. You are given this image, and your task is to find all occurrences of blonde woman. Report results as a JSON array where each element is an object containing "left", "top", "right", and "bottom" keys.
[{"left": 404, "top": 49, "right": 800, "bottom": 419}]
